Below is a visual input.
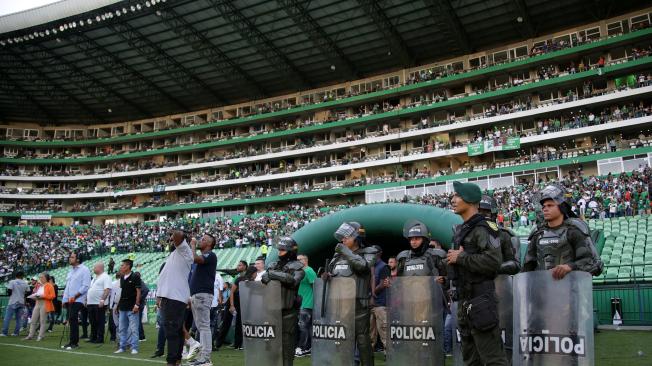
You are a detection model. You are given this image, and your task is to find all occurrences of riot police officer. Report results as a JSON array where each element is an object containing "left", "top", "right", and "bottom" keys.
[
  {"left": 261, "top": 237, "right": 305, "bottom": 366},
  {"left": 479, "top": 195, "right": 519, "bottom": 365},
  {"left": 479, "top": 195, "right": 521, "bottom": 275},
  {"left": 523, "top": 185, "right": 603, "bottom": 278},
  {"left": 397, "top": 220, "right": 447, "bottom": 279},
  {"left": 326, "top": 221, "right": 377, "bottom": 366},
  {"left": 447, "top": 181, "right": 507, "bottom": 366}
]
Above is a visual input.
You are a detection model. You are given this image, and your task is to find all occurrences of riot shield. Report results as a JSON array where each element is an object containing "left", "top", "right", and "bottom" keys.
[
  {"left": 450, "top": 301, "right": 463, "bottom": 366},
  {"left": 386, "top": 276, "right": 445, "bottom": 365},
  {"left": 513, "top": 271, "right": 594, "bottom": 366},
  {"left": 312, "top": 277, "right": 356, "bottom": 366},
  {"left": 239, "top": 281, "right": 283, "bottom": 366},
  {"left": 495, "top": 274, "right": 514, "bottom": 362}
]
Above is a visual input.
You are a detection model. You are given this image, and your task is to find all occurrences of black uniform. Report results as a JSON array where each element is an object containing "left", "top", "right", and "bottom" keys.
[
  {"left": 328, "top": 243, "right": 377, "bottom": 366},
  {"left": 263, "top": 257, "right": 305, "bottom": 366},
  {"left": 450, "top": 214, "right": 508, "bottom": 366}
]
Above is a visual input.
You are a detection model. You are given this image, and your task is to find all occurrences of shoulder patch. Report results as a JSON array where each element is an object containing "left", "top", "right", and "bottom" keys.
[{"left": 487, "top": 221, "right": 499, "bottom": 232}]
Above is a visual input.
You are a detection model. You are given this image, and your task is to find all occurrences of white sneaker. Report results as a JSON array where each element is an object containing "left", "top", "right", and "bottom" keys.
[
  {"left": 186, "top": 342, "right": 202, "bottom": 361},
  {"left": 181, "top": 346, "right": 189, "bottom": 360},
  {"left": 131, "top": 349, "right": 138, "bottom": 355},
  {"left": 114, "top": 349, "right": 125, "bottom": 354},
  {"left": 0, "top": 334, "right": 7, "bottom": 337}
]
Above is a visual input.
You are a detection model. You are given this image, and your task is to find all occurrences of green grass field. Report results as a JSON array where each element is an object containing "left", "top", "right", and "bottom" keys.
[{"left": 0, "top": 322, "right": 650, "bottom": 365}]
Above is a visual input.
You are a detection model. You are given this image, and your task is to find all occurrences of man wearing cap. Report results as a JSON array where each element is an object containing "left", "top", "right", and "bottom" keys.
[
  {"left": 447, "top": 181, "right": 507, "bottom": 366},
  {"left": 261, "top": 237, "right": 305, "bottom": 366},
  {"left": 523, "top": 185, "right": 603, "bottom": 278},
  {"left": 326, "top": 222, "right": 378, "bottom": 366},
  {"left": 479, "top": 195, "right": 521, "bottom": 275}
]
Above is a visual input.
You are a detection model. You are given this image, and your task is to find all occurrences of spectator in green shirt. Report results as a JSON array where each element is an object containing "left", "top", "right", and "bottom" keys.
[{"left": 296, "top": 254, "right": 316, "bottom": 357}]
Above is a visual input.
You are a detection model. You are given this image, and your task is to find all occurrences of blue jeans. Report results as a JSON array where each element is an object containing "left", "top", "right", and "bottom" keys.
[
  {"left": 444, "top": 312, "right": 453, "bottom": 354},
  {"left": 2, "top": 303, "right": 25, "bottom": 335},
  {"left": 118, "top": 310, "right": 140, "bottom": 351},
  {"left": 156, "top": 310, "right": 166, "bottom": 352}
]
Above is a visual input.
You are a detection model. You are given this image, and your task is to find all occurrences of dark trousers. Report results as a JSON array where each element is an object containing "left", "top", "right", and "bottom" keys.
[
  {"left": 457, "top": 305, "right": 508, "bottom": 366},
  {"left": 161, "top": 298, "right": 186, "bottom": 365},
  {"left": 234, "top": 305, "right": 242, "bottom": 348},
  {"left": 215, "top": 304, "right": 233, "bottom": 348},
  {"left": 282, "top": 309, "right": 298, "bottom": 366},
  {"left": 297, "top": 308, "right": 312, "bottom": 351},
  {"left": 138, "top": 307, "right": 145, "bottom": 340},
  {"left": 87, "top": 305, "right": 106, "bottom": 342},
  {"left": 80, "top": 305, "right": 89, "bottom": 338},
  {"left": 108, "top": 311, "right": 117, "bottom": 341},
  {"left": 67, "top": 302, "right": 83, "bottom": 346}
]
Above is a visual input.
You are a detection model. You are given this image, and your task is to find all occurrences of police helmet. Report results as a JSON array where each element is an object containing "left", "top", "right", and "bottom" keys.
[
  {"left": 334, "top": 222, "right": 361, "bottom": 241},
  {"left": 402, "top": 220, "right": 431, "bottom": 240},
  {"left": 479, "top": 195, "right": 498, "bottom": 214},
  {"left": 276, "top": 237, "right": 298, "bottom": 253},
  {"left": 539, "top": 185, "right": 565, "bottom": 205}
]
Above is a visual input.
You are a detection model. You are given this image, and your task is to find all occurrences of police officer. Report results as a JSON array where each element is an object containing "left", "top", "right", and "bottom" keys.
[
  {"left": 479, "top": 195, "right": 521, "bottom": 275},
  {"left": 326, "top": 222, "right": 377, "bottom": 366},
  {"left": 397, "top": 220, "right": 447, "bottom": 279},
  {"left": 261, "top": 237, "right": 305, "bottom": 366},
  {"left": 523, "top": 185, "right": 603, "bottom": 278},
  {"left": 447, "top": 181, "right": 507, "bottom": 366}
]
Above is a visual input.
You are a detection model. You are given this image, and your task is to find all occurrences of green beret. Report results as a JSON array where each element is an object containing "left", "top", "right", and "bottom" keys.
[{"left": 453, "top": 181, "right": 482, "bottom": 204}]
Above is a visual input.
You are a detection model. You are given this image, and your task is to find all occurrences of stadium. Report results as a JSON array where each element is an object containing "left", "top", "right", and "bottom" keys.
[{"left": 0, "top": 0, "right": 651, "bottom": 365}]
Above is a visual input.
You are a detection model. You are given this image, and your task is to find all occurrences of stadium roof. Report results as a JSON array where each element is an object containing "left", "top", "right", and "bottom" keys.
[{"left": 0, "top": 0, "right": 644, "bottom": 124}]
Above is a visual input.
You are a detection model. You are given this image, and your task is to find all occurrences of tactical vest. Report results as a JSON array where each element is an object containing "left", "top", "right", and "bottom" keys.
[
  {"left": 535, "top": 221, "right": 576, "bottom": 270},
  {"left": 329, "top": 247, "right": 376, "bottom": 306},
  {"left": 397, "top": 248, "right": 444, "bottom": 277},
  {"left": 268, "top": 259, "right": 304, "bottom": 311},
  {"left": 451, "top": 217, "right": 500, "bottom": 299}
]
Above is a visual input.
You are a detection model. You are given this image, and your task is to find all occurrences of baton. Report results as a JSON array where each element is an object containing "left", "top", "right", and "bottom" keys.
[{"left": 321, "top": 258, "right": 330, "bottom": 318}]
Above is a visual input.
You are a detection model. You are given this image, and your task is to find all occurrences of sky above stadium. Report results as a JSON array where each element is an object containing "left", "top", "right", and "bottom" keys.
[{"left": 0, "top": 0, "right": 61, "bottom": 16}]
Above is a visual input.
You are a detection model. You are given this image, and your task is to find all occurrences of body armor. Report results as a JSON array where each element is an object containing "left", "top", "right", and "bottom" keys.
[
  {"left": 396, "top": 248, "right": 446, "bottom": 277},
  {"left": 265, "top": 260, "right": 305, "bottom": 311},
  {"left": 450, "top": 216, "right": 501, "bottom": 300},
  {"left": 328, "top": 246, "right": 377, "bottom": 306},
  {"left": 532, "top": 218, "right": 590, "bottom": 270}
]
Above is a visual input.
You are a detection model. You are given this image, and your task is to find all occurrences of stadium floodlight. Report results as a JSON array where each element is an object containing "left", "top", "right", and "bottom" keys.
[
  {"left": 97, "top": 15, "right": 101, "bottom": 21},
  {"left": 52, "top": 28, "right": 57, "bottom": 34},
  {"left": 330, "top": 65, "right": 336, "bottom": 70},
  {"left": 156, "top": 10, "right": 161, "bottom": 16},
  {"left": 116, "top": 10, "right": 121, "bottom": 16},
  {"left": 0, "top": 41, "right": 4, "bottom": 46},
  {"left": 123, "top": 7, "right": 127, "bottom": 13},
  {"left": 137, "top": 4, "right": 142, "bottom": 10},
  {"left": 45, "top": 30, "right": 50, "bottom": 35},
  {"left": 517, "top": 16, "right": 523, "bottom": 23},
  {"left": 131, "top": 5, "right": 136, "bottom": 11},
  {"left": 146, "top": 1, "right": 151, "bottom": 7},
  {"left": 101, "top": 14, "right": 106, "bottom": 20},
  {"left": 79, "top": 20, "right": 84, "bottom": 26},
  {"left": 59, "top": 25, "right": 64, "bottom": 31},
  {"left": 108, "top": 108, "right": 112, "bottom": 113},
  {"left": 39, "top": 32, "right": 44, "bottom": 37}
]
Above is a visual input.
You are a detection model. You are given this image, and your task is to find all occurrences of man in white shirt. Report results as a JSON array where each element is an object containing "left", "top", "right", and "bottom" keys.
[
  {"left": 210, "top": 273, "right": 224, "bottom": 340},
  {"left": 86, "top": 262, "right": 112, "bottom": 344},
  {"left": 108, "top": 273, "right": 121, "bottom": 342},
  {"left": 254, "top": 258, "right": 266, "bottom": 281},
  {"left": 157, "top": 231, "right": 194, "bottom": 366}
]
